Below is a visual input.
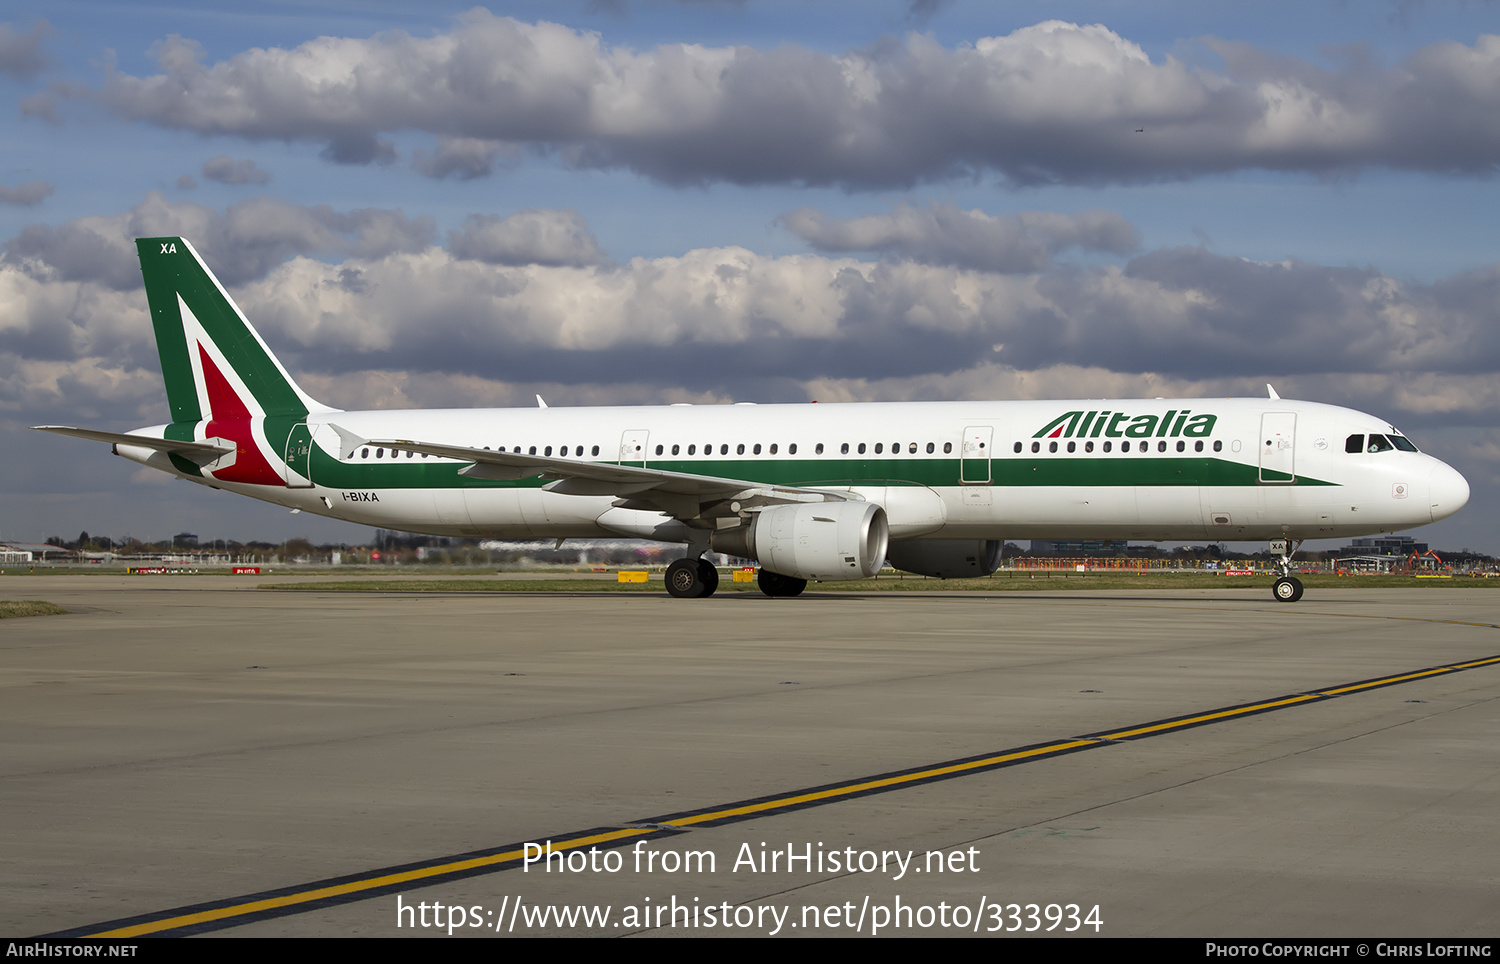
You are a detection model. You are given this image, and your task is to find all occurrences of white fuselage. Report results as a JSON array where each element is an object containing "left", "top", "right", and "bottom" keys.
[{"left": 119, "top": 397, "right": 1469, "bottom": 545}]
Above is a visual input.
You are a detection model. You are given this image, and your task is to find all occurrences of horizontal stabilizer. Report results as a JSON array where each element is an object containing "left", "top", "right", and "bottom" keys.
[{"left": 32, "top": 425, "right": 235, "bottom": 467}]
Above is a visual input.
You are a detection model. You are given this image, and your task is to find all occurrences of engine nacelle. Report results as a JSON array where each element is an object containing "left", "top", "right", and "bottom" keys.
[
  {"left": 885, "top": 539, "right": 1003, "bottom": 579},
  {"left": 711, "top": 501, "right": 889, "bottom": 581}
]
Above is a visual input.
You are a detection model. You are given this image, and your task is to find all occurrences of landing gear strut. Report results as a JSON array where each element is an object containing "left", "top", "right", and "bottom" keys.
[
  {"left": 757, "top": 568, "right": 807, "bottom": 598},
  {"left": 665, "top": 557, "right": 720, "bottom": 598},
  {"left": 1270, "top": 537, "right": 1305, "bottom": 603}
]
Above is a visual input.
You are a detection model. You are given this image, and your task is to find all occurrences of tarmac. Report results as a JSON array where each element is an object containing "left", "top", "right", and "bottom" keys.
[{"left": 2, "top": 573, "right": 1498, "bottom": 938}]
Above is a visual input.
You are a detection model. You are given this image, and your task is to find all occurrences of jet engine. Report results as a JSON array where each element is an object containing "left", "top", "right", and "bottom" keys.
[
  {"left": 885, "top": 539, "right": 1003, "bottom": 579},
  {"left": 711, "top": 501, "right": 888, "bottom": 581}
]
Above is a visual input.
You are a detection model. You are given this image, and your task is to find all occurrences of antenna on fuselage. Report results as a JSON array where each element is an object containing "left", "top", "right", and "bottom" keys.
[
  {"left": 1266, "top": 384, "right": 1280, "bottom": 400},
  {"left": 536, "top": 395, "right": 548, "bottom": 409}
]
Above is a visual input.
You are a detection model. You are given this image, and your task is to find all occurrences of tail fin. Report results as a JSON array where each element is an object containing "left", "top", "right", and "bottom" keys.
[{"left": 136, "top": 237, "right": 333, "bottom": 422}]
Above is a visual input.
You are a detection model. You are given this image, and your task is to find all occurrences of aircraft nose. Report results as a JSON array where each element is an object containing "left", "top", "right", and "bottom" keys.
[{"left": 1428, "top": 460, "right": 1470, "bottom": 522}]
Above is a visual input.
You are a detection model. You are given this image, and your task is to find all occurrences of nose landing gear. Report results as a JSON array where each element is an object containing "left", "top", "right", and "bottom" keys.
[{"left": 1270, "top": 537, "right": 1305, "bottom": 603}]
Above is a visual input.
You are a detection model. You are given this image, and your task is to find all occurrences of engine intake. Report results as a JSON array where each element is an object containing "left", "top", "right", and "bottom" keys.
[{"left": 711, "top": 501, "right": 888, "bottom": 581}]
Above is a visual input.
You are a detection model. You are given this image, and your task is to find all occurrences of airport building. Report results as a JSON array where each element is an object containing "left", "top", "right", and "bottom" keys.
[{"left": 1332, "top": 535, "right": 1431, "bottom": 571}]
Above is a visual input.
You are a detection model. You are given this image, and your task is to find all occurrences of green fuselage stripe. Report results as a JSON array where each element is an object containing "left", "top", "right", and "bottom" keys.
[{"left": 282, "top": 441, "right": 1336, "bottom": 491}]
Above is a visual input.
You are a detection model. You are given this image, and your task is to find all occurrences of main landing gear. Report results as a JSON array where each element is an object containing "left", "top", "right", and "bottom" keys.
[
  {"left": 665, "top": 558, "right": 720, "bottom": 598},
  {"left": 757, "top": 568, "right": 807, "bottom": 598},
  {"left": 663, "top": 558, "right": 809, "bottom": 599},
  {"left": 1270, "top": 537, "right": 1305, "bottom": 603}
]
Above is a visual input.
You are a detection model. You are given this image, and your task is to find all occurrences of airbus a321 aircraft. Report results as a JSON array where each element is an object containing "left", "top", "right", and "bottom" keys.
[{"left": 36, "top": 238, "right": 1469, "bottom": 602}]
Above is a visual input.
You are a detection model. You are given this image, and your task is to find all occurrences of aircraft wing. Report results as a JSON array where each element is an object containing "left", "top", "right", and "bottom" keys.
[
  {"left": 32, "top": 426, "right": 235, "bottom": 466},
  {"left": 366, "top": 436, "right": 853, "bottom": 522}
]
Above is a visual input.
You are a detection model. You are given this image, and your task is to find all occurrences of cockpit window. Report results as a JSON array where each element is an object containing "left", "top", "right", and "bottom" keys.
[
  {"left": 1345, "top": 434, "right": 1363, "bottom": 454},
  {"left": 1367, "top": 435, "right": 1394, "bottom": 453},
  {"left": 1389, "top": 434, "right": 1419, "bottom": 452}
]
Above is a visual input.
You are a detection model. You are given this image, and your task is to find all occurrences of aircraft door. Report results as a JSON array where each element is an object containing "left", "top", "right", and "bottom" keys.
[
  {"left": 619, "top": 430, "right": 650, "bottom": 466},
  {"left": 1258, "top": 413, "right": 1297, "bottom": 483},
  {"left": 283, "top": 423, "right": 314, "bottom": 488},
  {"left": 961, "top": 426, "right": 992, "bottom": 484}
]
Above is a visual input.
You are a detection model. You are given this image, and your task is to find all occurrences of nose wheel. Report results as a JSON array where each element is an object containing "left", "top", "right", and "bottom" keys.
[{"left": 1273, "top": 576, "right": 1304, "bottom": 603}]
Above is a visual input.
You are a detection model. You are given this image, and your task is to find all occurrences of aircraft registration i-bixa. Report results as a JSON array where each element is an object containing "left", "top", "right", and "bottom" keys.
[{"left": 36, "top": 237, "right": 1470, "bottom": 602}]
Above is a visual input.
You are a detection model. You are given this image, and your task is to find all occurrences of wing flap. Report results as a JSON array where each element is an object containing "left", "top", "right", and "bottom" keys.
[{"left": 368, "top": 437, "right": 851, "bottom": 521}]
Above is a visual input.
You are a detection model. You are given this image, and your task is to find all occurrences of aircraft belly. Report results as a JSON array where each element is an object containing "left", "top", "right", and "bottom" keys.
[
  {"left": 859, "top": 485, "right": 946, "bottom": 539},
  {"left": 464, "top": 487, "right": 524, "bottom": 531},
  {"left": 508, "top": 487, "right": 617, "bottom": 537},
  {"left": 999, "top": 486, "right": 1140, "bottom": 528}
]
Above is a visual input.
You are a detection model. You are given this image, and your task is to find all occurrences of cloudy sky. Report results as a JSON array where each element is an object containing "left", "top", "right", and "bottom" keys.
[{"left": 2, "top": 0, "right": 1498, "bottom": 552}]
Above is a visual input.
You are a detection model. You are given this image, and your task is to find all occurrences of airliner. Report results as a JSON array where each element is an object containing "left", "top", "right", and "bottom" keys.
[{"left": 35, "top": 237, "right": 1470, "bottom": 602}]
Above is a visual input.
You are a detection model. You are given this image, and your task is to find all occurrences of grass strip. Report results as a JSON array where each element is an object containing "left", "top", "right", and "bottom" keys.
[{"left": 0, "top": 600, "right": 69, "bottom": 617}]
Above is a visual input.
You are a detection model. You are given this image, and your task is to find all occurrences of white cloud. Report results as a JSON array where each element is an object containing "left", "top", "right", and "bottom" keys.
[
  {"left": 201, "top": 155, "right": 271, "bottom": 185},
  {"left": 0, "top": 21, "right": 49, "bottom": 80},
  {"left": 5, "top": 197, "right": 1499, "bottom": 437},
  {"left": 448, "top": 210, "right": 607, "bottom": 267},
  {"left": 779, "top": 203, "right": 1139, "bottom": 271},
  {"left": 0, "top": 181, "right": 53, "bottom": 206},
  {"left": 83, "top": 15, "right": 1500, "bottom": 187}
]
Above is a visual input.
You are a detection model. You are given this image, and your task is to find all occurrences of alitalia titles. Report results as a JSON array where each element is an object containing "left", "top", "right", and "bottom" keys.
[{"left": 1032, "top": 409, "right": 1217, "bottom": 440}]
